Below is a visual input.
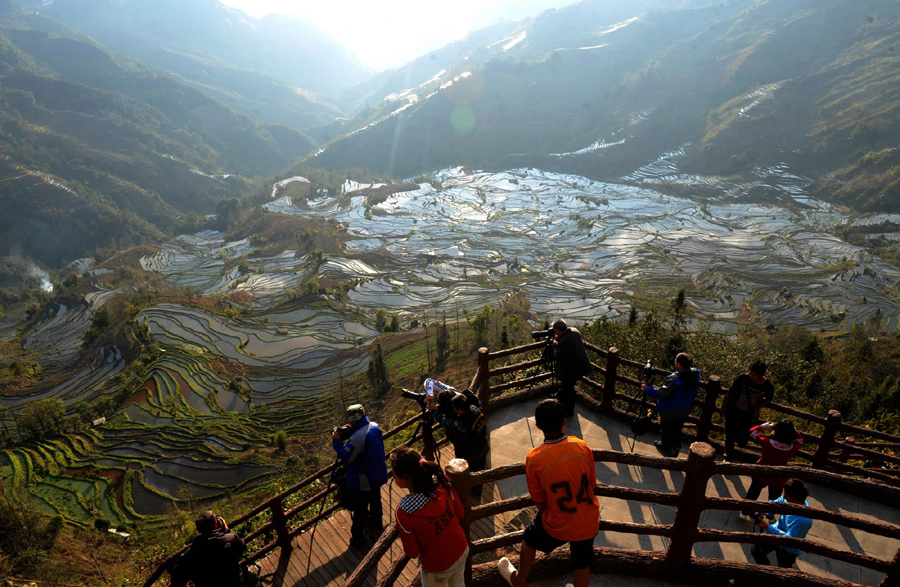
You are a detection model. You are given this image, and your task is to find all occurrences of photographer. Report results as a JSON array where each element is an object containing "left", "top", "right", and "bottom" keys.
[
  {"left": 428, "top": 389, "right": 489, "bottom": 498},
  {"left": 332, "top": 404, "right": 388, "bottom": 548},
  {"left": 742, "top": 420, "right": 803, "bottom": 513},
  {"left": 641, "top": 353, "right": 700, "bottom": 457},
  {"left": 551, "top": 319, "right": 593, "bottom": 417},
  {"left": 720, "top": 360, "right": 774, "bottom": 461},
  {"left": 751, "top": 479, "right": 813, "bottom": 569},
  {"left": 170, "top": 511, "right": 246, "bottom": 587}
]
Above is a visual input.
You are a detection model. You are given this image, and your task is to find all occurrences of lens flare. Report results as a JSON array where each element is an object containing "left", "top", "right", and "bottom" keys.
[{"left": 450, "top": 107, "right": 476, "bottom": 135}]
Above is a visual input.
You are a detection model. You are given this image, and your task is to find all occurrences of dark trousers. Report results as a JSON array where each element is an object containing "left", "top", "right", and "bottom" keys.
[
  {"left": 557, "top": 379, "right": 578, "bottom": 416},
  {"left": 660, "top": 417, "right": 686, "bottom": 452},
  {"left": 724, "top": 408, "right": 754, "bottom": 458},
  {"left": 349, "top": 488, "right": 383, "bottom": 542},
  {"left": 751, "top": 543, "right": 798, "bottom": 568},
  {"left": 745, "top": 477, "right": 783, "bottom": 502}
]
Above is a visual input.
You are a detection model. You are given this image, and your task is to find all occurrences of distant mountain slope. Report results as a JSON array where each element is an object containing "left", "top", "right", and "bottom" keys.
[
  {"left": 27, "top": 0, "right": 368, "bottom": 128},
  {"left": 319, "top": 0, "right": 900, "bottom": 212},
  {"left": 0, "top": 3, "right": 317, "bottom": 265}
]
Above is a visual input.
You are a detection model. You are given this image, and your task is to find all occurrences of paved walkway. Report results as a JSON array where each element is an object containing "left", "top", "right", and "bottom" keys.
[{"left": 486, "top": 398, "right": 900, "bottom": 587}]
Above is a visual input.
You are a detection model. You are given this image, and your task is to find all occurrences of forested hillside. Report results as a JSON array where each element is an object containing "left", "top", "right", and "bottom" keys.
[
  {"left": 315, "top": 0, "right": 900, "bottom": 212},
  {"left": 24, "top": 0, "right": 365, "bottom": 128},
  {"left": 0, "top": 1, "right": 318, "bottom": 266}
]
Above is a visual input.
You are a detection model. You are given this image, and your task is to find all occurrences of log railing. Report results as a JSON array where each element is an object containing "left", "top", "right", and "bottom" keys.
[
  {"left": 446, "top": 442, "right": 900, "bottom": 587},
  {"left": 472, "top": 342, "right": 900, "bottom": 487},
  {"left": 141, "top": 410, "right": 438, "bottom": 587}
]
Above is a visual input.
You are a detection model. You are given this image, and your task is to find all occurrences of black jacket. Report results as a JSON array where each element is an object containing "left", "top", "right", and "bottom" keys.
[
  {"left": 435, "top": 405, "right": 489, "bottom": 460},
  {"left": 170, "top": 529, "right": 246, "bottom": 587},
  {"left": 553, "top": 327, "right": 593, "bottom": 382}
]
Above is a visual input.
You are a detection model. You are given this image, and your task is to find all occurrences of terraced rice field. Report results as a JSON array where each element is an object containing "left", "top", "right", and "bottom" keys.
[{"left": 2, "top": 164, "right": 899, "bottom": 530}]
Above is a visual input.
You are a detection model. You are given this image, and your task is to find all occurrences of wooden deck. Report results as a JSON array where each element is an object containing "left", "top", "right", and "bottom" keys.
[{"left": 257, "top": 447, "right": 502, "bottom": 587}]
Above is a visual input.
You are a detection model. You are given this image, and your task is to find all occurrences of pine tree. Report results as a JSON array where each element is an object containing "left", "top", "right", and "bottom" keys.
[{"left": 367, "top": 343, "right": 389, "bottom": 393}]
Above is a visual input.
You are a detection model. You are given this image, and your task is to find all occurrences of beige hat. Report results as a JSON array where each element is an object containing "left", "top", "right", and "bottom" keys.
[{"left": 346, "top": 404, "right": 366, "bottom": 421}]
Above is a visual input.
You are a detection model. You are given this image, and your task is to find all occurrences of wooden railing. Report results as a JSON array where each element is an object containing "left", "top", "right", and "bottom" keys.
[
  {"left": 473, "top": 342, "right": 900, "bottom": 488},
  {"left": 444, "top": 443, "right": 900, "bottom": 587},
  {"left": 142, "top": 410, "right": 438, "bottom": 587}
]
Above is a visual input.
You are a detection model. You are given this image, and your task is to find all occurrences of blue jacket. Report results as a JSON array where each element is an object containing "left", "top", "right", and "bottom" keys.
[
  {"left": 765, "top": 497, "right": 813, "bottom": 556},
  {"left": 645, "top": 368, "right": 700, "bottom": 419},
  {"left": 332, "top": 417, "right": 388, "bottom": 491}
]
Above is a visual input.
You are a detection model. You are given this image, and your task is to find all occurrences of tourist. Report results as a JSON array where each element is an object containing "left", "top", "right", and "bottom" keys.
[
  {"left": 169, "top": 511, "right": 246, "bottom": 587},
  {"left": 641, "top": 352, "right": 700, "bottom": 457},
  {"left": 498, "top": 399, "right": 600, "bottom": 587},
  {"left": 428, "top": 390, "right": 490, "bottom": 498},
  {"left": 751, "top": 479, "right": 813, "bottom": 568},
  {"left": 332, "top": 403, "right": 389, "bottom": 548},
  {"left": 552, "top": 319, "right": 593, "bottom": 417},
  {"left": 742, "top": 420, "right": 804, "bottom": 515},
  {"left": 720, "top": 360, "right": 774, "bottom": 461},
  {"left": 392, "top": 447, "right": 469, "bottom": 587}
]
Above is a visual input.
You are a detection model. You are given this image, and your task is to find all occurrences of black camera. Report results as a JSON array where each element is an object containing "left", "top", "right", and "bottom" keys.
[
  {"left": 332, "top": 424, "right": 353, "bottom": 441},
  {"left": 401, "top": 388, "right": 428, "bottom": 409},
  {"left": 643, "top": 359, "right": 654, "bottom": 379},
  {"left": 531, "top": 328, "right": 554, "bottom": 340}
]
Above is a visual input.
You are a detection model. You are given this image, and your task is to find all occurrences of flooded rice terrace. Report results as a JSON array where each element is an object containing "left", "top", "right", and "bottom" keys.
[
  {"left": 3, "top": 165, "right": 899, "bottom": 524},
  {"left": 266, "top": 166, "right": 900, "bottom": 332}
]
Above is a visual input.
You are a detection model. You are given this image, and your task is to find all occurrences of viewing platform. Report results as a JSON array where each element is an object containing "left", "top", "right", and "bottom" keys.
[{"left": 143, "top": 342, "right": 900, "bottom": 587}]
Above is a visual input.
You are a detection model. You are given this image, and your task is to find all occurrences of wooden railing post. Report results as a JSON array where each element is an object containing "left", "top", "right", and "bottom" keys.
[
  {"left": 445, "top": 458, "right": 474, "bottom": 586},
  {"left": 839, "top": 437, "right": 855, "bottom": 464},
  {"left": 477, "top": 347, "right": 491, "bottom": 408},
  {"left": 270, "top": 499, "right": 293, "bottom": 553},
  {"left": 880, "top": 545, "right": 900, "bottom": 587},
  {"left": 601, "top": 347, "right": 619, "bottom": 413},
  {"left": 813, "top": 410, "right": 842, "bottom": 470},
  {"left": 422, "top": 411, "right": 436, "bottom": 462},
  {"left": 665, "top": 442, "right": 716, "bottom": 566},
  {"left": 696, "top": 376, "right": 721, "bottom": 444}
]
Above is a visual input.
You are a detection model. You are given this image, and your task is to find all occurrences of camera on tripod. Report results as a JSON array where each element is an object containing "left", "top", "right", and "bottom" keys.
[
  {"left": 530, "top": 328, "right": 554, "bottom": 341},
  {"left": 332, "top": 424, "right": 353, "bottom": 441},
  {"left": 643, "top": 359, "right": 654, "bottom": 380},
  {"left": 401, "top": 388, "right": 429, "bottom": 409}
]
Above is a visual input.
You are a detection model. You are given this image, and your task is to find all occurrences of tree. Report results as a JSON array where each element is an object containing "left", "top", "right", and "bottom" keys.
[
  {"left": 375, "top": 309, "right": 388, "bottom": 332},
  {"left": 18, "top": 398, "right": 65, "bottom": 441},
  {"left": 388, "top": 315, "right": 400, "bottom": 332},
  {"left": 436, "top": 313, "right": 450, "bottom": 365},
  {"left": 216, "top": 198, "right": 240, "bottom": 230},
  {"left": 464, "top": 306, "right": 494, "bottom": 345},
  {"left": 272, "top": 430, "right": 288, "bottom": 451},
  {"left": 367, "top": 343, "right": 389, "bottom": 393},
  {"left": 671, "top": 288, "right": 687, "bottom": 327}
]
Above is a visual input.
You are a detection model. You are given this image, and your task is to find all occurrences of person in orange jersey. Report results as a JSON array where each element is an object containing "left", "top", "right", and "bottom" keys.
[{"left": 498, "top": 398, "right": 600, "bottom": 587}]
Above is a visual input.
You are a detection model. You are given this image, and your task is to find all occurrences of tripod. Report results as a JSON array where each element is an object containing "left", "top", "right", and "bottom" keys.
[
  {"left": 305, "top": 457, "right": 343, "bottom": 573},
  {"left": 523, "top": 340, "right": 556, "bottom": 403},
  {"left": 625, "top": 362, "right": 655, "bottom": 453}
]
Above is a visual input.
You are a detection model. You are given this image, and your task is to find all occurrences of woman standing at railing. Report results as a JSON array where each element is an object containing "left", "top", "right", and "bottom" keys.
[
  {"left": 741, "top": 420, "right": 804, "bottom": 515},
  {"left": 392, "top": 447, "right": 469, "bottom": 587}
]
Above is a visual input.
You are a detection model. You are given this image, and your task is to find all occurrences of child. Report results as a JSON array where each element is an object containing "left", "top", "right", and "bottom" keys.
[
  {"left": 752, "top": 479, "right": 813, "bottom": 568},
  {"left": 498, "top": 399, "right": 600, "bottom": 587},
  {"left": 392, "top": 447, "right": 468, "bottom": 587},
  {"left": 742, "top": 420, "right": 803, "bottom": 515}
]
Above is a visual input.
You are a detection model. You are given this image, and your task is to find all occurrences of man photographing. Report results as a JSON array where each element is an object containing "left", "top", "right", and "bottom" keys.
[
  {"left": 551, "top": 319, "right": 593, "bottom": 417},
  {"left": 428, "top": 388, "right": 489, "bottom": 498},
  {"left": 170, "top": 511, "right": 246, "bottom": 587},
  {"left": 332, "top": 403, "right": 388, "bottom": 548}
]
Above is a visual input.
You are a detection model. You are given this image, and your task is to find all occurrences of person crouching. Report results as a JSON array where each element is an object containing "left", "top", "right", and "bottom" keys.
[{"left": 392, "top": 447, "right": 469, "bottom": 587}]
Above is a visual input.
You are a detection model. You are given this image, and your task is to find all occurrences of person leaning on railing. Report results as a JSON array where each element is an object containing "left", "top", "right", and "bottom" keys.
[
  {"left": 750, "top": 479, "right": 813, "bottom": 569},
  {"left": 641, "top": 353, "right": 700, "bottom": 457},
  {"left": 720, "top": 360, "right": 774, "bottom": 461},
  {"left": 498, "top": 398, "right": 600, "bottom": 587},
  {"left": 169, "top": 511, "right": 246, "bottom": 587},
  {"left": 551, "top": 318, "right": 593, "bottom": 418},
  {"left": 332, "top": 403, "right": 389, "bottom": 548},
  {"left": 741, "top": 420, "right": 804, "bottom": 516},
  {"left": 428, "top": 389, "right": 490, "bottom": 499},
  {"left": 392, "top": 447, "right": 469, "bottom": 587}
]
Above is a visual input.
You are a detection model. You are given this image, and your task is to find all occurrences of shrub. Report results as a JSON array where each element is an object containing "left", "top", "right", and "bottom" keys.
[{"left": 272, "top": 430, "right": 288, "bottom": 451}]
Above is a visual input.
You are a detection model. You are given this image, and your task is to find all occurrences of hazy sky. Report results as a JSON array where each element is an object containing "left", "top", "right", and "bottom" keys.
[{"left": 218, "top": 0, "right": 579, "bottom": 70}]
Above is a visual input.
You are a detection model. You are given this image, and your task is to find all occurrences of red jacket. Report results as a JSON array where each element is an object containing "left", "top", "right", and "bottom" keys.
[
  {"left": 750, "top": 424, "right": 804, "bottom": 488},
  {"left": 395, "top": 486, "right": 467, "bottom": 572}
]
